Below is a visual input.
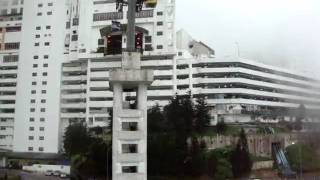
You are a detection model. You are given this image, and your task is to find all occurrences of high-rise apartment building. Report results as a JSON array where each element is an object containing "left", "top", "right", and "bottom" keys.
[{"left": 0, "top": 0, "right": 23, "bottom": 152}]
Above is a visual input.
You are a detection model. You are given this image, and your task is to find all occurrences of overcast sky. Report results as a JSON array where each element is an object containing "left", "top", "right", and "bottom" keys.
[{"left": 176, "top": 0, "right": 320, "bottom": 76}]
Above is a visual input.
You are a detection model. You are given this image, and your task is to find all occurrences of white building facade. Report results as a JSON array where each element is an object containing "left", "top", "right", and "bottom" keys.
[{"left": 0, "top": 0, "right": 23, "bottom": 152}]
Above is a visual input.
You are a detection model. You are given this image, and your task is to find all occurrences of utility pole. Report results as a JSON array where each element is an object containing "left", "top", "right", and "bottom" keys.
[{"left": 110, "top": 1, "right": 154, "bottom": 180}]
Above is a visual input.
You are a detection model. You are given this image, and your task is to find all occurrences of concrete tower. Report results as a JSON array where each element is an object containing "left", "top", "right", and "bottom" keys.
[{"left": 110, "top": 0, "right": 153, "bottom": 180}]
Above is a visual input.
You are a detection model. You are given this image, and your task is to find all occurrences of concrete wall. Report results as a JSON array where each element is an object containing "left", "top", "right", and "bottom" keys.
[
  {"left": 252, "top": 161, "right": 274, "bottom": 170},
  {"left": 203, "top": 133, "right": 298, "bottom": 158}
]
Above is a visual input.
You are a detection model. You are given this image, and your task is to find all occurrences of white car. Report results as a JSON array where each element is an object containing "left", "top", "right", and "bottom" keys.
[
  {"left": 60, "top": 173, "right": 69, "bottom": 178},
  {"left": 45, "top": 170, "right": 53, "bottom": 176},
  {"left": 53, "top": 170, "right": 61, "bottom": 176}
]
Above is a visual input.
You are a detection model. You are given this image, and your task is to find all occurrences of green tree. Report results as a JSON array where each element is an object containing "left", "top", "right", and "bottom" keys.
[
  {"left": 230, "top": 128, "right": 252, "bottom": 178},
  {"left": 194, "top": 96, "right": 210, "bottom": 134},
  {"left": 286, "top": 143, "right": 320, "bottom": 172},
  {"left": 214, "top": 159, "right": 233, "bottom": 180},
  {"left": 63, "top": 123, "right": 91, "bottom": 157},
  {"left": 148, "top": 104, "right": 166, "bottom": 133},
  {"left": 216, "top": 119, "right": 227, "bottom": 134}
]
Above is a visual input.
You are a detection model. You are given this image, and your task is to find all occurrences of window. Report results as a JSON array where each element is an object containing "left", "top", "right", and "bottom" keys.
[
  {"left": 37, "top": 12, "right": 42, "bottom": 16},
  {"left": 72, "top": 18, "right": 79, "bottom": 26},
  {"left": 40, "top": 118, "right": 45, "bottom": 122},
  {"left": 35, "top": 34, "right": 40, "bottom": 38},
  {"left": 28, "top": 136, "right": 34, "bottom": 140},
  {"left": 34, "top": 43, "right": 39, "bottom": 46},
  {"left": 48, "top": 2, "right": 53, "bottom": 6},
  {"left": 43, "top": 64, "right": 48, "bottom": 67},
  {"left": 32, "top": 82, "right": 36, "bottom": 85},
  {"left": 122, "top": 122, "right": 138, "bottom": 131},
  {"left": 145, "top": 36, "right": 152, "bottom": 43},
  {"left": 42, "top": 81, "right": 47, "bottom": 85},
  {"left": 6, "top": 26, "right": 21, "bottom": 32},
  {"left": 33, "top": 64, "right": 38, "bottom": 68},
  {"left": 44, "top": 42, "right": 50, "bottom": 46},
  {"left": 28, "top": 147, "right": 33, "bottom": 151},
  {"left": 157, "top": 31, "right": 163, "bottom": 36},
  {"left": 29, "top": 117, "right": 35, "bottom": 122},
  {"left": 46, "top": 26, "right": 51, "bottom": 29},
  {"left": 0, "top": 127, "right": 6, "bottom": 130},
  {"left": 44, "top": 55, "right": 49, "bottom": 59},
  {"left": 31, "top": 90, "right": 36, "bottom": 94},
  {"left": 43, "top": 72, "right": 48, "bottom": 76},
  {"left": 157, "top": 11, "right": 163, "bottom": 16},
  {"left": 4, "top": 43, "right": 20, "bottom": 50},
  {"left": 30, "top": 108, "right": 35, "bottom": 112},
  {"left": 39, "top": 136, "right": 44, "bottom": 140},
  {"left": 41, "top": 90, "right": 46, "bottom": 94},
  {"left": 40, "top": 108, "right": 45, "bottom": 112},
  {"left": 29, "top": 127, "right": 34, "bottom": 131},
  {"left": 98, "top": 39, "right": 104, "bottom": 45},
  {"left": 122, "top": 144, "right": 138, "bottom": 153},
  {"left": 33, "top": 55, "right": 39, "bottom": 59},
  {"left": 156, "top": 45, "right": 163, "bottom": 49},
  {"left": 157, "top": 21, "right": 163, "bottom": 26},
  {"left": 39, "top": 147, "right": 44, "bottom": 151},
  {"left": 36, "top": 26, "right": 41, "bottom": 30},
  {"left": 32, "top": 72, "right": 37, "bottom": 77},
  {"left": 38, "top": 3, "right": 43, "bottom": 7},
  {"left": 39, "top": 127, "right": 45, "bottom": 131},
  {"left": 122, "top": 166, "right": 137, "bottom": 173},
  {"left": 47, "top": 11, "right": 52, "bottom": 15},
  {"left": 71, "top": 35, "right": 78, "bottom": 41},
  {"left": 41, "top": 99, "right": 46, "bottom": 103}
]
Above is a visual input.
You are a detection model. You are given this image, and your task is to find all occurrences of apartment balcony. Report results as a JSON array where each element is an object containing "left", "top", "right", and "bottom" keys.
[
  {"left": 0, "top": 87, "right": 16, "bottom": 91},
  {"left": 61, "top": 103, "right": 86, "bottom": 109},
  {"left": 0, "top": 69, "right": 17, "bottom": 75},
  {"left": 62, "top": 66, "right": 86, "bottom": 72},
  {"left": 176, "top": 79, "right": 189, "bottom": 85},
  {"left": 0, "top": 129, "right": 14, "bottom": 135},
  {"left": 117, "top": 173, "right": 145, "bottom": 180},
  {"left": 89, "top": 91, "right": 113, "bottom": 97},
  {"left": 176, "top": 69, "right": 190, "bottom": 75},
  {"left": 89, "top": 101, "right": 113, "bottom": 108},
  {"left": 147, "top": 90, "right": 174, "bottom": 97},
  {"left": 61, "top": 93, "right": 86, "bottom": 99},
  {"left": 60, "top": 113, "right": 86, "bottom": 118},
  {"left": 0, "top": 95, "right": 16, "bottom": 100},
  {"left": 90, "top": 71, "right": 109, "bottom": 78},
  {"left": 206, "top": 98, "right": 298, "bottom": 108},
  {"left": 0, "top": 78, "right": 17, "bottom": 83},
  {"left": 0, "top": 104, "right": 15, "bottom": 109},
  {"left": 195, "top": 77, "right": 320, "bottom": 97},
  {"left": 62, "top": 75, "right": 86, "bottom": 81},
  {"left": 89, "top": 81, "right": 109, "bottom": 88},
  {"left": 61, "top": 84, "right": 87, "bottom": 91},
  {"left": 0, "top": 113, "right": 14, "bottom": 118},
  {"left": 151, "top": 80, "right": 173, "bottom": 86},
  {"left": 153, "top": 69, "right": 173, "bottom": 76}
]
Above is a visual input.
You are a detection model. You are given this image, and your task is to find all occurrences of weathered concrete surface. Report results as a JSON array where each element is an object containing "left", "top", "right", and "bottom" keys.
[{"left": 202, "top": 133, "right": 298, "bottom": 158}]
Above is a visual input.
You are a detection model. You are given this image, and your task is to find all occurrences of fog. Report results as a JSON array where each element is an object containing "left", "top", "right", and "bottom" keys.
[{"left": 176, "top": 0, "right": 320, "bottom": 78}]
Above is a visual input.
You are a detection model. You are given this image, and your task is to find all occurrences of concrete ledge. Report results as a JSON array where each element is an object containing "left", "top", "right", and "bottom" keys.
[
  {"left": 119, "top": 109, "right": 143, "bottom": 118},
  {"left": 109, "top": 69, "right": 153, "bottom": 85},
  {"left": 116, "top": 173, "right": 145, "bottom": 180},
  {"left": 117, "top": 131, "right": 144, "bottom": 140},
  {"left": 118, "top": 153, "right": 144, "bottom": 163}
]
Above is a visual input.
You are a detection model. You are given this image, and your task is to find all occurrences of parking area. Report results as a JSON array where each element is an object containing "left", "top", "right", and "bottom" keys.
[{"left": 0, "top": 169, "right": 70, "bottom": 180}]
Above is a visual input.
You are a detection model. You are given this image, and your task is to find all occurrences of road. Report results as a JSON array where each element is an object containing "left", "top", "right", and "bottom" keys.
[{"left": 0, "top": 169, "right": 70, "bottom": 180}]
